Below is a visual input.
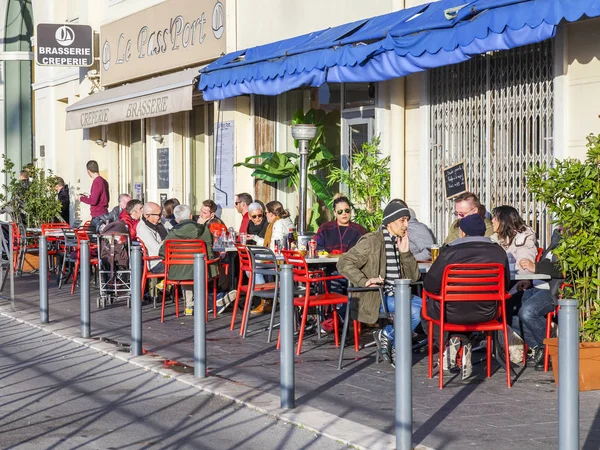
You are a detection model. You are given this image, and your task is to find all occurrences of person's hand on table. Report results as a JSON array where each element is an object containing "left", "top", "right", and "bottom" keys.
[
  {"left": 516, "top": 280, "right": 532, "bottom": 291},
  {"left": 366, "top": 276, "right": 384, "bottom": 287},
  {"left": 519, "top": 258, "right": 535, "bottom": 273}
]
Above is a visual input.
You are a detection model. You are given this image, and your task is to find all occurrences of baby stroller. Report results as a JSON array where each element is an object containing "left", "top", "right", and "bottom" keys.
[{"left": 96, "top": 221, "right": 131, "bottom": 308}]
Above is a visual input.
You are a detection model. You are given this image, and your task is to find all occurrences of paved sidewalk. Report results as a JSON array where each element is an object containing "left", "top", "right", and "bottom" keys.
[{"left": 2, "top": 274, "right": 600, "bottom": 449}]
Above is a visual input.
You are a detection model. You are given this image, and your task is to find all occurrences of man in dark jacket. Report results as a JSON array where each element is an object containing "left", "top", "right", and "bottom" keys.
[
  {"left": 423, "top": 213, "right": 510, "bottom": 378},
  {"left": 96, "top": 193, "right": 131, "bottom": 231},
  {"left": 513, "top": 229, "right": 563, "bottom": 370},
  {"left": 55, "top": 177, "right": 70, "bottom": 223},
  {"left": 159, "top": 204, "right": 216, "bottom": 316}
]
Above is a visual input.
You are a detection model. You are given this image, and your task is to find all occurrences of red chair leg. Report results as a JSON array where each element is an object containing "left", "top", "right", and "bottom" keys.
[
  {"left": 438, "top": 323, "right": 444, "bottom": 389},
  {"left": 174, "top": 285, "right": 179, "bottom": 318},
  {"left": 333, "top": 309, "right": 340, "bottom": 347},
  {"left": 502, "top": 325, "right": 512, "bottom": 388},
  {"left": 487, "top": 333, "right": 492, "bottom": 378},
  {"left": 428, "top": 321, "right": 433, "bottom": 379},
  {"left": 296, "top": 306, "right": 309, "bottom": 355},
  {"left": 160, "top": 283, "right": 168, "bottom": 322},
  {"left": 230, "top": 274, "right": 244, "bottom": 330},
  {"left": 239, "top": 277, "right": 254, "bottom": 337},
  {"left": 353, "top": 320, "right": 360, "bottom": 352},
  {"left": 71, "top": 260, "right": 80, "bottom": 294},
  {"left": 523, "top": 344, "right": 528, "bottom": 366},
  {"left": 213, "top": 279, "right": 217, "bottom": 319},
  {"left": 544, "top": 311, "right": 553, "bottom": 371}
]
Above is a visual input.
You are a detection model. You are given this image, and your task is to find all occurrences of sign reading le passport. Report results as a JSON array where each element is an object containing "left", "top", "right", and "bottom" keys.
[{"left": 36, "top": 23, "right": 94, "bottom": 67}]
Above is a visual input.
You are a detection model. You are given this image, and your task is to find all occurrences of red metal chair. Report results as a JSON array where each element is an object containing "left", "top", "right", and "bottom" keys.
[
  {"left": 280, "top": 250, "right": 348, "bottom": 355},
  {"left": 41, "top": 223, "right": 70, "bottom": 269},
  {"left": 70, "top": 229, "right": 98, "bottom": 294},
  {"left": 138, "top": 239, "right": 164, "bottom": 308},
  {"left": 421, "top": 263, "right": 512, "bottom": 389},
  {"left": 535, "top": 247, "right": 544, "bottom": 262},
  {"left": 160, "top": 239, "right": 220, "bottom": 322},
  {"left": 230, "top": 244, "right": 276, "bottom": 331}
]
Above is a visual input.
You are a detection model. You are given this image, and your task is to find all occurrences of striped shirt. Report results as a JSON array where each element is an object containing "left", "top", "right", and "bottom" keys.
[{"left": 382, "top": 226, "right": 400, "bottom": 295}]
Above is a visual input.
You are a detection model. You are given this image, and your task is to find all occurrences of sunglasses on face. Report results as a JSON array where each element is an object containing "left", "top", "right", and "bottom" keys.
[
  {"left": 336, "top": 208, "right": 351, "bottom": 215},
  {"left": 250, "top": 214, "right": 263, "bottom": 219}
]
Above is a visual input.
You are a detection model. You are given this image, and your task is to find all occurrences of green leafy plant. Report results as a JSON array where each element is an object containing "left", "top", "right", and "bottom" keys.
[
  {"left": 327, "top": 135, "right": 390, "bottom": 231},
  {"left": 0, "top": 156, "right": 61, "bottom": 228},
  {"left": 527, "top": 133, "right": 600, "bottom": 342},
  {"left": 234, "top": 108, "right": 336, "bottom": 231}
]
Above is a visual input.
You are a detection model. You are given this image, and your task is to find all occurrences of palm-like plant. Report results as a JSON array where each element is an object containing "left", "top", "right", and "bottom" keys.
[{"left": 234, "top": 108, "right": 336, "bottom": 230}]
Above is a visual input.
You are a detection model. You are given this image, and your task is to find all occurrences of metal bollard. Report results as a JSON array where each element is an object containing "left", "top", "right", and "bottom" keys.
[
  {"left": 194, "top": 254, "right": 207, "bottom": 378},
  {"left": 394, "top": 279, "right": 413, "bottom": 450},
  {"left": 279, "top": 264, "right": 295, "bottom": 409},
  {"left": 39, "top": 235, "right": 49, "bottom": 323},
  {"left": 80, "top": 240, "right": 91, "bottom": 338},
  {"left": 130, "top": 245, "right": 143, "bottom": 356},
  {"left": 558, "top": 299, "right": 579, "bottom": 450}
]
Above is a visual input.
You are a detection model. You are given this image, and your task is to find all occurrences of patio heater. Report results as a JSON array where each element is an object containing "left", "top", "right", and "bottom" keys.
[{"left": 291, "top": 124, "right": 318, "bottom": 238}]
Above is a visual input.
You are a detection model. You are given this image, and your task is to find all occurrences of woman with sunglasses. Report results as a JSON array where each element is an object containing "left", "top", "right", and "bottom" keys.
[
  {"left": 314, "top": 195, "right": 366, "bottom": 254},
  {"left": 245, "top": 202, "right": 269, "bottom": 245}
]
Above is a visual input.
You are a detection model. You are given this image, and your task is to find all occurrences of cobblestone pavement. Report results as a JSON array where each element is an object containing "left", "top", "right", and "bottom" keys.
[{"left": 2, "top": 274, "right": 600, "bottom": 450}]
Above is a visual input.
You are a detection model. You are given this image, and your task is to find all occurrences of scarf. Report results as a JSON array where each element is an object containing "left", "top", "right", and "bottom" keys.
[
  {"left": 247, "top": 217, "right": 268, "bottom": 238},
  {"left": 142, "top": 216, "right": 168, "bottom": 240},
  {"left": 263, "top": 217, "right": 279, "bottom": 247},
  {"left": 382, "top": 226, "right": 400, "bottom": 296}
]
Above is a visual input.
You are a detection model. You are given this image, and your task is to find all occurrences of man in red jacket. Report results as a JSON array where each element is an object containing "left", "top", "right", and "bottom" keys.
[{"left": 80, "top": 160, "right": 110, "bottom": 230}]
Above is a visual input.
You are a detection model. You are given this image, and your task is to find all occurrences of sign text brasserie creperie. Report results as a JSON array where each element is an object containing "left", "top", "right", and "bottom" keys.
[{"left": 100, "top": 0, "right": 226, "bottom": 86}]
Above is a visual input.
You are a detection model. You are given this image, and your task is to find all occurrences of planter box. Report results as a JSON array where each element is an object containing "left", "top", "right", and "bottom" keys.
[
  {"left": 545, "top": 337, "right": 600, "bottom": 391},
  {"left": 23, "top": 253, "right": 40, "bottom": 271}
]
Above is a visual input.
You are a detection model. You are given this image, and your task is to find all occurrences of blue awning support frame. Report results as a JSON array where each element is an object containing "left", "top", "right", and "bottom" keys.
[{"left": 199, "top": 0, "right": 600, "bottom": 101}]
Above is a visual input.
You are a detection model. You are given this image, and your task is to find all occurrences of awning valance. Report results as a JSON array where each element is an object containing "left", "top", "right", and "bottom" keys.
[
  {"left": 199, "top": 0, "right": 600, "bottom": 101},
  {"left": 66, "top": 66, "right": 203, "bottom": 130}
]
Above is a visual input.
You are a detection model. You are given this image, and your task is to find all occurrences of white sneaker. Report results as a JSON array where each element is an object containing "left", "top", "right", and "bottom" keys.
[
  {"left": 461, "top": 342, "right": 473, "bottom": 380},
  {"left": 443, "top": 336, "right": 461, "bottom": 371},
  {"left": 217, "top": 290, "right": 237, "bottom": 315}
]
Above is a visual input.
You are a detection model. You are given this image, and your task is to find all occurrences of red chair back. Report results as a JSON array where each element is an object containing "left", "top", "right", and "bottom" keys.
[
  {"left": 281, "top": 250, "right": 309, "bottom": 280},
  {"left": 41, "top": 223, "right": 69, "bottom": 234},
  {"left": 235, "top": 244, "right": 251, "bottom": 271},
  {"left": 164, "top": 239, "right": 206, "bottom": 271},
  {"left": 535, "top": 247, "right": 544, "bottom": 262},
  {"left": 441, "top": 263, "right": 506, "bottom": 301}
]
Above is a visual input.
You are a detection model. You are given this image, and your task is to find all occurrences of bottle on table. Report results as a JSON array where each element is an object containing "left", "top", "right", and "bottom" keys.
[{"left": 287, "top": 228, "right": 295, "bottom": 250}]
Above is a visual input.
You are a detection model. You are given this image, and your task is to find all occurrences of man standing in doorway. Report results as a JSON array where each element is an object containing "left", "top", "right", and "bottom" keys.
[
  {"left": 235, "top": 193, "right": 253, "bottom": 235},
  {"left": 80, "top": 160, "right": 110, "bottom": 230}
]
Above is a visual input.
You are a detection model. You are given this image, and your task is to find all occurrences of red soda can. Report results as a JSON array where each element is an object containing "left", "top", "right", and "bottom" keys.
[{"left": 309, "top": 239, "right": 317, "bottom": 258}]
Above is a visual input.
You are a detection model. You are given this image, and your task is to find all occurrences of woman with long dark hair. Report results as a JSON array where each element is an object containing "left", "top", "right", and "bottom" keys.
[{"left": 491, "top": 205, "right": 538, "bottom": 274}]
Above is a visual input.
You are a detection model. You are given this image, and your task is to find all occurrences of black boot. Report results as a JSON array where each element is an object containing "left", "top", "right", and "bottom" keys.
[{"left": 532, "top": 346, "right": 547, "bottom": 371}]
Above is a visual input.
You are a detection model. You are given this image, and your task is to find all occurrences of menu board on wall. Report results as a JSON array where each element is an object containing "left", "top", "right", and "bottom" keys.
[
  {"left": 214, "top": 121, "right": 235, "bottom": 208},
  {"left": 157, "top": 147, "right": 170, "bottom": 189},
  {"left": 443, "top": 161, "right": 468, "bottom": 199}
]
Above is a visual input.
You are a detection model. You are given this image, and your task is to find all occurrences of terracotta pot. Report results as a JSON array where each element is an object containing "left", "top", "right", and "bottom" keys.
[{"left": 544, "top": 337, "right": 600, "bottom": 391}]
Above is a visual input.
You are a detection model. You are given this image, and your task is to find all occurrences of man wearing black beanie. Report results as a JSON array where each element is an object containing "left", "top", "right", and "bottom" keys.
[
  {"left": 423, "top": 213, "right": 510, "bottom": 379},
  {"left": 338, "top": 199, "right": 421, "bottom": 367}
]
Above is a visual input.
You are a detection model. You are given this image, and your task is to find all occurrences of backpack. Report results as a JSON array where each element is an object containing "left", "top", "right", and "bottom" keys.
[{"left": 99, "top": 221, "right": 130, "bottom": 275}]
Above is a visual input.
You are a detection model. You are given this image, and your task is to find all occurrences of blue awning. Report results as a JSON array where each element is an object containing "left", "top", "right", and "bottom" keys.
[{"left": 199, "top": 0, "right": 600, "bottom": 101}]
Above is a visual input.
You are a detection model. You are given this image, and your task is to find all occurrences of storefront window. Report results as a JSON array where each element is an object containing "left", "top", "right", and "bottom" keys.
[
  {"left": 130, "top": 120, "right": 145, "bottom": 201},
  {"left": 343, "top": 82, "right": 376, "bottom": 108}
]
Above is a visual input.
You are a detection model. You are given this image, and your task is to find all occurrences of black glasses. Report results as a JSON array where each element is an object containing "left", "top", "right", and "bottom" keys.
[
  {"left": 250, "top": 214, "right": 263, "bottom": 219},
  {"left": 336, "top": 208, "right": 351, "bottom": 215}
]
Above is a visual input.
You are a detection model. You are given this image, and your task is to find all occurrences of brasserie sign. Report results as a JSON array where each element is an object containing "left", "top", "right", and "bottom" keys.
[
  {"left": 100, "top": 0, "right": 226, "bottom": 86},
  {"left": 36, "top": 23, "right": 94, "bottom": 67}
]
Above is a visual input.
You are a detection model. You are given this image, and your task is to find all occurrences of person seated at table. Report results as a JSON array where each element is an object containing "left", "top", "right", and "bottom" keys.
[
  {"left": 314, "top": 195, "right": 366, "bottom": 254},
  {"left": 159, "top": 204, "right": 217, "bottom": 316},
  {"left": 136, "top": 202, "right": 168, "bottom": 275},
  {"left": 119, "top": 199, "right": 143, "bottom": 242},
  {"left": 197, "top": 199, "right": 227, "bottom": 236},
  {"left": 250, "top": 201, "right": 294, "bottom": 315},
  {"left": 407, "top": 207, "right": 436, "bottom": 261},
  {"left": 95, "top": 193, "right": 131, "bottom": 232},
  {"left": 245, "top": 202, "right": 268, "bottom": 245},
  {"left": 162, "top": 198, "right": 180, "bottom": 230},
  {"left": 423, "top": 214, "right": 510, "bottom": 379},
  {"left": 444, "top": 192, "right": 493, "bottom": 245},
  {"left": 490, "top": 205, "right": 538, "bottom": 274},
  {"left": 512, "top": 228, "right": 564, "bottom": 371},
  {"left": 337, "top": 200, "right": 421, "bottom": 367}
]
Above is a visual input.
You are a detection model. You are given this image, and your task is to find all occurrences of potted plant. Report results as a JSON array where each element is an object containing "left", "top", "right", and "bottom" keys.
[
  {"left": 234, "top": 108, "right": 336, "bottom": 231},
  {"left": 0, "top": 156, "right": 62, "bottom": 228},
  {"left": 326, "top": 135, "right": 391, "bottom": 231},
  {"left": 527, "top": 133, "right": 600, "bottom": 391}
]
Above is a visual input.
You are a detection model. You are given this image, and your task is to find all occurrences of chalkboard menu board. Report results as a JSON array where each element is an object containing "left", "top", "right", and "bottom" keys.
[
  {"left": 443, "top": 161, "right": 467, "bottom": 199},
  {"left": 157, "top": 147, "right": 169, "bottom": 189}
]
